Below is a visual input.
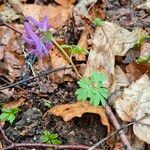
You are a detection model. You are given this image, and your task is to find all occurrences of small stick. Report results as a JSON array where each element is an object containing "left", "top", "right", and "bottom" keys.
[
  {"left": 105, "top": 104, "right": 132, "bottom": 150},
  {"left": 0, "top": 66, "right": 73, "bottom": 91},
  {"left": 89, "top": 122, "right": 134, "bottom": 150}
]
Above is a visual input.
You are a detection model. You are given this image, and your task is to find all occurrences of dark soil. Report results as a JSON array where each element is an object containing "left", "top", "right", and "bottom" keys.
[{"left": 0, "top": 0, "right": 149, "bottom": 149}]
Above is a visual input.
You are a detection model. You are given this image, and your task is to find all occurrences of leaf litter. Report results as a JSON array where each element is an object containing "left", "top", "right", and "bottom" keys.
[{"left": 0, "top": 0, "right": 150, "bottom": 149}]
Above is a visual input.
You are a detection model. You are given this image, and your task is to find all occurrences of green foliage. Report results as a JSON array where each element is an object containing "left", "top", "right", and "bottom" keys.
[
  {"left": 61, "top": 44, "right": 88, "bottom": 55},
  {"left": 40, "top": 130, "right": 62, "bottom": 145},
  {"left": 43, "top": 100, "right": 52, "bottom": 108},
  {"left": 93, "top": 18, "right": 104, "bottom": 26},
  {"left": 134, "top": 34, "right": 149, "bottom": 48},
  {"left": 136, "top": 56, "right": 150, "bottom": 64},
  {"left": 75, "top": 72, "right": 108, "bottom": 106},
  {"left": 0, "top": 107, "right": 19, "bottom": 124}
]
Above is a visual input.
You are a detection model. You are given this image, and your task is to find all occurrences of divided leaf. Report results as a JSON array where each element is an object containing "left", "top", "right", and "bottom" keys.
[
  {"left": 0, "top": 107, "right": 19, "bottom": 124},
  {"left": 75, "top": 72, "right": 108, "bottom": 106}
]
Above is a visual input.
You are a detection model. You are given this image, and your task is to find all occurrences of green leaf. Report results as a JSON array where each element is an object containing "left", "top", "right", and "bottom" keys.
[
  {"left": 0, "top": 113, "right": 9, "bottom": 121},
  {"left": 75, "top": 71, "right": 108, "bottom": 106},
  {"left": 61, "top": 44, "right": 88, "bottom": 55},
  {"left": 51, "top": 139, "right": 62, "bottom": 145},
  {"left": 40, "top": 130, "right": 62, "bottom": 145},
  {"left": 93, "top": 18, "right": 104, "bottom": 26},
  {"left": 0, "top": 107, "right": 19, "bottom": 124},
  {"left": 136, "top": 56, "right": 150, "bottom": 64},
  {"left": 40, "top": 135, "right": 49, "bottom": 143},
  {"left": 8, "top": 114, "right": 15, "bottom": 124}
]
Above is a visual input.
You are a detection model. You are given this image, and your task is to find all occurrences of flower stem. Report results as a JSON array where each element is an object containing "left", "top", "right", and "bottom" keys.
[{"left": 51, "top": 38, "right": 82, "bottom": 79}]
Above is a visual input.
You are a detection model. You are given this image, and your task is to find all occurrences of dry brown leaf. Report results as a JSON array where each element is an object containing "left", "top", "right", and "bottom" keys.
[
  {"left": 115, "top": 74, "right": 150, "bottom": 143},
  {"left": 23, "top": 4, "right": 41, "bottom": 20},
  {"left": 75, "top": 0, "right": 105, "bottom": 19},
  {"left": 49, "top": 101, "right": 110, "bottom": 132},
  {"left": 0, "top": 4, "right": 20, "bottom": 22},
  {"left": 126, "top": 62, "right": 150, "bottom": 82},
  {"left": 4, "top": 51, "right": 22, "bottom": 79},
  {"left": 115, "top": 65, "right": 130, "bottom": 90},
  {"left": 74, "top": 28, "right": 89, "bottom": 61},
  {"left": 4, "top": 97, "right": 25, "bottom": 109},
  {"left": 84, "top": 22, "right": 147, "bottom": 93},
  {"left": 23, "top": 4, "right": 73, "bottom": 29},
  {"left": 7, "top": 0, "right": 23, "bottom": 14},
  {"left": 55, "top": 0, "right": 76, "bottom": 7},
  {"left": 50, "top": 48, "right": 74, "bottom": 83}
]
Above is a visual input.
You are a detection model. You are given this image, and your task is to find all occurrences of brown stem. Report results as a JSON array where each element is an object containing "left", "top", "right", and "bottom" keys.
[
  {"left": 105, "top": 104, "right": 132, "bottom": 150},
  {"left": 0, "top": 21, "right": 22, "bottom": 35},
  {"left": 4, "top": 143, "right": 90, "bottom": 150}
]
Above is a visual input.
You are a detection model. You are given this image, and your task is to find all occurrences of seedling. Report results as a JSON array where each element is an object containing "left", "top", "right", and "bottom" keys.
[
  {"left": 43, "top": 100, "right": 52, "bottom": 108},
  {"left": 93, "top": 18, "right": 104, "bottom": 26},
  {"left": 40, "top": 130, "right": 62, "bottom": 145},
  {"left": 136, "top": 56, "right": 150, "bottom": 64},
  {"left": 75, "top": 72, "right": 108, "bottom": 106},
  {"left": 61, "top": 44, "right": 88, "bottom": 56},
  {"left": 0, "top": 107, "right": 19, "bottom": 124}
]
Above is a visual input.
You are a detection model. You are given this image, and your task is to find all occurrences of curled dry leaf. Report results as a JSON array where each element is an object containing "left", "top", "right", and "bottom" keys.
[
  {"left": 50, "top": 48, "right": 74, "bottom": 83},
  {"left": 23, "top": 4, "right": 74, "bottom": 29},
  {"left": 84, "top": 21, "right": 147, "bottom": 93},
  {"left": 115, "top": 74, "right": 150, "bottom": 143},
  {"left": 49, "top": 101, "right": 110, "bottom": 132}
]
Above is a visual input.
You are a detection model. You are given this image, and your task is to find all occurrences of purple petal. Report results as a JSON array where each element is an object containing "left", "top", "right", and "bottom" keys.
[
  {"left": 26, "top": 16, "right": 41, "bottom": 27},
  {"left": 22, "top": 35, "right": 34, "bottom": 45},
  {"left": 41, "top": 16, "right": 50, "bottom": 31}
]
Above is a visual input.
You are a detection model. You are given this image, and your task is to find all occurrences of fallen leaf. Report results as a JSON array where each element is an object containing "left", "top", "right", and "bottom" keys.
[
  {"left": 4, "top": 51, "right": 22, "bottom": 80},
  {"left": 140, "top": 42, "right": 150, "bottom": 57},
  {"left": 115, "top": 74, "right": 150, "bottom": 143},
  {"left": 7, "top": 0, "right": 23, "bottom": 14},
  {"left": 49, "top": 101, "right": 110, "bottom": 132},
  {"left": 50, "top": 48, "right": 74, "bottom": 83},
  {"left": 115, "top": 65, "right": 130, "bottom": 90},
  {"left": 74, "top": 28, "right": 89, "bottom": 61},
  {"left": 75, "top": 0, "right": 105, "bottom": 19},
  {"left": 23, "top": 4, "right": 41, "bottom": 20},
  {"left": 0, "top": 4, "right": 20, "bottom": 22},
  {"left": 23, "top": 4, "right": 73, "bottom": 29},
  {"left": 84, "top": 22, "right": 147, "bottom": 93},
  {"left": 126, "top": 62, "right": 150, "bottom": 82},
  {"left": 55, "top": 0, "right": 76, "bottom": 7},
  {"left": 3, "top": 97, "right": 25, "bottom": 109}
]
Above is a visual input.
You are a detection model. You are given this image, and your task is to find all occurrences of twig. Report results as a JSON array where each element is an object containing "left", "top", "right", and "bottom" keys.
[
  {"left": 0, "top": 20, "right": 22, "bottom": 35},
  {"left": 89, "top": 122, "right": 134, "bottom": 150},
  {"left": 0, "top": 124, "right": 12, "bottom": 145},
  {"left": 105, "top": 104, "right": 132, "bottom": 150},
  {"left": 0, "top": 124, "right": 92, "bottom": 150},
  {"left": 89, "top": 113, "right": 150, "bottom": 150},
  {"left": 4, "top": 143, "right": 90, "bottom": 150},
  {"left": 0, "top": 66, "right": 73, "bottom": 90}
]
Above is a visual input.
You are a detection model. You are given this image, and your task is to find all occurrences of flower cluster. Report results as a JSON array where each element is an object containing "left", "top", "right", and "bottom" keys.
[{"left": 23, "top": 16, "right": 52, "bottom": 57}]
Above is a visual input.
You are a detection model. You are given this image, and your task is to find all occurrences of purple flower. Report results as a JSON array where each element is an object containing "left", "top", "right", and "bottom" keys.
[{"left": 22, "top": 16, "right": 52, "bottom": 57}]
